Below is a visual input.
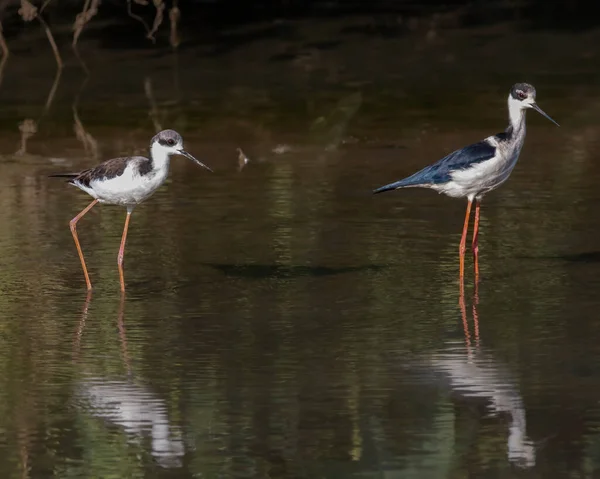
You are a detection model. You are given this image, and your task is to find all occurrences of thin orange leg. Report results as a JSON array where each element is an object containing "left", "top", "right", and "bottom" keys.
[
  {"left": 459, "top": 199, "right": 473, "bottom": 281},
  {"left": 70, "top": 199, "right": 99, "bottom": 290},
  {"left": 459, "top": 279, "right": 472, "bottom": 356},
  {"left": 117, "top": 211, "right": 132, "bottom": 292},
  {"left": 472, "top": 199, "right": 481, "bottom": 282}
]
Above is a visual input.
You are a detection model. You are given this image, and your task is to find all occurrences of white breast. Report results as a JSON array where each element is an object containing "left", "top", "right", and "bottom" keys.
[
  {"left": 440, "top": 133, "right": 525, "bottom": 200},
  {"left": 75, "top": 159, "right": 170, "bottom": 206}
]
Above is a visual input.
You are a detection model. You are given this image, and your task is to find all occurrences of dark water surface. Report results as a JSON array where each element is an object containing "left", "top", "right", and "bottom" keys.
[{"left": 1, "top": 19, "right": 600, "bottom": 479}]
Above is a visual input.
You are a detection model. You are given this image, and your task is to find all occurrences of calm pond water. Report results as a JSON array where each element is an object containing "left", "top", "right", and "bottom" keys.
[{"left": 1, "top": 18, "right": 600, "bottom": 479}]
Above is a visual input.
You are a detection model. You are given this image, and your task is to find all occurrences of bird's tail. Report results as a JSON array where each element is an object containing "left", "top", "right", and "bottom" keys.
[
  {"left": 48, "top": 173, "right": 79, "bottom": 178},
  {"left": 373, "top": 174, "right": 428, "bottom": 194},
  {"left": 48, "top": 173, "right": 79, "bottom": 180}
]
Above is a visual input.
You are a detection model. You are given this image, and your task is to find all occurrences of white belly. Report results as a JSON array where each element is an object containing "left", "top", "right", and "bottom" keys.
[
  {"left": 75, "top": 163, "right": 169, "bottom": 206},
  {"left": 439, "top": 147, "right": 522, "bottom": 200}
]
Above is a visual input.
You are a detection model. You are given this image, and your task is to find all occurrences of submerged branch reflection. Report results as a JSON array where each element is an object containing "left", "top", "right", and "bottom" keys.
[
  {"left": 72, "top": 0, "right": 100, "bottom": 74},
  {"left": 144, "top": 77, "right": 162, "bottom": 132},
  {"left": 15, "top": 65, "right": 63, "bottom": 155},
  {"left": 15, "top": 119, "right": 37, "bottom": 156},
  {"left": 73, "top": 77, "right": 99, "bottom": 159},
  {"left": 44, "top": 67, "right": 61, "bottom": 113}
]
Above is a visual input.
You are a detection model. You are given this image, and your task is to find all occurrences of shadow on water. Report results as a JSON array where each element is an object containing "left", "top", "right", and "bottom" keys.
[
  {"left": 523, "top": 251, "right": 600, "bottom": 264},
  {"left": 204, "top": 262, "right": 385, "bottom": 279}
]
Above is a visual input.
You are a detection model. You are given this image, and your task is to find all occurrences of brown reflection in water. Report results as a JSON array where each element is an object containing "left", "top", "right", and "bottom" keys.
[
  {"left": 73, "top": 293, "right": 130, "bottom": 374},
  {"left": 43, "top": 68, "right": 61, "bottom": 113},
  {"left": 15, "top": 66, "right": 62, "bottom": 156},
  {"left": 73, "top": 291, "right": 93, "bottom": 362},
  {"left": 73, "top": 292, "right": 129, "bottom": 371},
  {"left": 15, "top": 119, "right": 38, "bottom": 157},
  {"left": 73, "top": 78, "right": 99, "bottom": 160},
  {"left": 144, "top": 77, "right": 162, "bottom": 132}
]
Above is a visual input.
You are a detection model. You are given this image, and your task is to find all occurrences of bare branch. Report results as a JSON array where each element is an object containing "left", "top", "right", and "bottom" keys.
[
  {"left": 146, "top": 0, "right": 164, "bottom": 43},
  {"left": 44, "top": 66, "right": 61, "bottom": 112},
  {"left": 73, "top": 0, "right": 99, "bottom": 45},
  {"left": 0, "top": 55, "right": 8, "bottom": 91},
  {"left": 127, "top": 0, "right": 151, "bottom": 38},
  {"left": 39, "top": 0, "right": 53, "bottom": 14},
  {"left": 169, "top": 2, "right": 180, "bottom": 49},
  {"left": 0, "top": 12, "right": 10, "bottom": 71},
  {"left": 16, "top": 119, "right": 37, "bottom": 156},
  {"left": 0, "top": 20, "right": 9, "bottom": 60},
  {"left": 18, "top": 0, "right": 37, "bottom": 22},
  {"left": 18, "top": 0, "right": 62, "bottom": 70},
  {"left": 73, "top": 0, "right": 100, "bottom": 74},
  {"left": 38, "top": 15, "right": 62, "bottom": 69}
]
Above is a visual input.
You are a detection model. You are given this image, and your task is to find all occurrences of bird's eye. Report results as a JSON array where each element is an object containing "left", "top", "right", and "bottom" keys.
[
  {"left": 517, "top": 90, "right": 527, "bottom": 100},
  {"left": 167, "top": 138, "right": 176, "bottom": 146}
]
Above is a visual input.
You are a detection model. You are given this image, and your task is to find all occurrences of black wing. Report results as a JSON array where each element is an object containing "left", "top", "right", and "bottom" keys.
[{"left": 373, "top": 139, "right": 498, "bottom": 194}]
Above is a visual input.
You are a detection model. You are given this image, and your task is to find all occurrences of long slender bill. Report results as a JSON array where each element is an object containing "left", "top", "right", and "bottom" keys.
[
  {"left": 178, "top": 149, "right": 213, "bottom": 172},
  {"left": 531, "top": 103, "right": 560, "bottom": 127}
]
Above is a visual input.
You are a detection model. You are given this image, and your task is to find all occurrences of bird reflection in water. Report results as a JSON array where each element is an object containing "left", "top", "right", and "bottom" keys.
[
  {"left": 73, "top": 294, "right": 184, "bottom": 468},
  {"left": 434, "top": 285, "right": 535, "bottom": 468}
]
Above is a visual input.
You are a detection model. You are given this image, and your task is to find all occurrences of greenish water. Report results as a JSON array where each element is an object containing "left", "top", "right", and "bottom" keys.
[{"left": 1, "top": 19, "right": 600, "bottom": 479}]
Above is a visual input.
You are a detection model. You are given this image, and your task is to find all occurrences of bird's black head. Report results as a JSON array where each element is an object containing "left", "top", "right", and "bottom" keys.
[
  {"left": 152, "top": 129, "right": 182, "bottom": 149},
  {"left": 510, "top": 83, "right": 536, "bottom": 102},
  {"left": 509, "top": 82, "right": 559, "bottom": 127},
  {"left": 150, "top": 129, "right": 213, "bottom": 172}
]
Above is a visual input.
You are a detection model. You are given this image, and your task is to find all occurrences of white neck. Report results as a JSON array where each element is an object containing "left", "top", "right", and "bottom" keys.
[
  {"left": 150, "top": 143, "right": 171, "bottom": 172},
  {"left": 508, "top": 95, "right": 526, "bottom": 133}
]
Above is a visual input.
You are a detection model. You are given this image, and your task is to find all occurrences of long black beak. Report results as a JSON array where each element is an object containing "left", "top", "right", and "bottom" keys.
[
  {"left": 178, "top": 149, "right": 213, "bottom": 172},
  {"left": 531, "top": 103, "right": 560, "bottom": 127}
]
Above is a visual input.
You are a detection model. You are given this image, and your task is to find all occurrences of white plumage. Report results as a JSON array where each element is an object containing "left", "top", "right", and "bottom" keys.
[{"left": 50, "top": 129, "right": 212, "bottom": 291}]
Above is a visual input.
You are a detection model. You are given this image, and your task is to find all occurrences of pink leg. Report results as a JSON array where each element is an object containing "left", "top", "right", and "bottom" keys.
[
  {"left": 70, "top": 199, "right": 99, "bottom": 290},
  {"left": 459, "top": 280, "right": 472, "bottom": 355},
  {"left": 117, "top": 211, "right": 132, "bottom": 292},
  {"left": 472, "top": 199, "right": 481, "bottom": 282},
  {"left": 459, "top": 199, "right": 473, "bottom": 281}
]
